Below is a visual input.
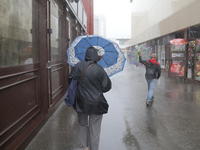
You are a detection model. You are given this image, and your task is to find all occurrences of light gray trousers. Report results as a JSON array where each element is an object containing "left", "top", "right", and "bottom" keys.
[{"left": 78, "top": 113, "right": 103, "bottom": 150}]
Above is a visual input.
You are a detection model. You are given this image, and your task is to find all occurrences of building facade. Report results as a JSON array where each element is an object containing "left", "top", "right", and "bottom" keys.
[
  {"left": 82, "top": 0, "right": 93, "bottom": 34},
  {"left": 0, "top": 0, "right": 91, "bottom": 149},
  {"left": 126, "top": 0, "right": 200, "bottom": 82}
]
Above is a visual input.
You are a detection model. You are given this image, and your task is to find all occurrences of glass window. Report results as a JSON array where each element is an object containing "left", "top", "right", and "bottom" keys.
[
  {"left": 0, "top": 0, "right": 39, "bottom": 68},
  {"left": 69, "top": 17, "right": 73, "bottom": 45},
  {"left": 169, "top": 60, "right": 185, "bottom": 77},
  {"left": 194, "top": 39, "right": 200, "bottom": 81},
  {"left": 83, "top": 11, "right": 87, "bottom": 28},
  {"left": 68, "top": 15, "right": 75, "bottom": 44},
  {"left": 78, "top": 2, "right": 83, "bottom": 22},
  {"left": 161, "top": 45, "right": 165, "bottom": 69},
  {"left": 157, "top": 45, "right": 161, "bottom": 65},
  {"left": 171, "top": 45, "right": 185, "bottom": 51},
  {"left": 70, "top": 1, "right": 78, "bottom": 14},
  {"left": 154, "top": 45, "right": 157, "bottom": 54},
  {"left": 50, "top": 1, "right": 62, "bottom": 61}
]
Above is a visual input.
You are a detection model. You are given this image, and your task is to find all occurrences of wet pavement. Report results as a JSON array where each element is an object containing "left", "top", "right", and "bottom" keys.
[{"left": 26, "top": 61, "right": 200, "bottom": 150}]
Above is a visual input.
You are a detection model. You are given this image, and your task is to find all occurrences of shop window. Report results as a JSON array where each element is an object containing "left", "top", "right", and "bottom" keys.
[
  {"left": 165, "top": 45, "right": 170, "bottom": 71},
  {"left": 194, "top": 39, "right": 200, "bottom": 80},
  {"left": 157, "top": 45, "right": 161, "bottom": 66},
  {"left": 161, "top": 45, "right": 165, "bottom": 69},
  {"left": 0, "top": 1, "right": 39, "bottom": 68},
  {"left": 168, "top": 44, "right": 186, "bottom": 77},
  {"left": 154, "top": 45, "right": 157, "bottom": 54}
]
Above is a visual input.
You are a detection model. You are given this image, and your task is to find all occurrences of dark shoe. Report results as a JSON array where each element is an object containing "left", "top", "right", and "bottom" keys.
[{"left": 146, "top": 101, "right": 151, "bottom": 106}]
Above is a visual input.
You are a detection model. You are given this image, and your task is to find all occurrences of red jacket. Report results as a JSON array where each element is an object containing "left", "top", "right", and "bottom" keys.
[{"left": 148, "top": 59, "right": 160, "bottom": 66}]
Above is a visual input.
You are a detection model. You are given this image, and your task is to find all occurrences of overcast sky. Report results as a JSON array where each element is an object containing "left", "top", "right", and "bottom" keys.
[{"left": 94, "top": 0, "right": 131, "bottom": 39}]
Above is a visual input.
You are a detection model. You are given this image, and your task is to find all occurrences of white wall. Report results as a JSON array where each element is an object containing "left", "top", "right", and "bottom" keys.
[{"left": 127, "top": 0, "right": 200, "bottom": 45}]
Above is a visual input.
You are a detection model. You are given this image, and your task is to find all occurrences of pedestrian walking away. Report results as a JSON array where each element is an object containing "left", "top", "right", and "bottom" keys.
[
  {"left": 139, "top": 53, "right": 161, "bottom": 106},
  {"left": 68, "top": 46, "right": 112, "bottom": 150}
]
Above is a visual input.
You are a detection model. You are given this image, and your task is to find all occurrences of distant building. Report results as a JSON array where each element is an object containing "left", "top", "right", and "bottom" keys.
[
  {"left": 98, "top": 14, "right": 106, "bottom": 37},
  {"left": 109, "top": 38, "right": 130, "bottom": 50},
  {"left": 116, "top": 38, "right": 131, "bottom": 50},
  {"left": 117, "top": 38, "right": 131, "bottom": 46},
  {"left": 94, "top": 14, "right": 106, "bottom": 37},
  {"left": 94, "top": 14, "right": 99, "bottom": 35}
]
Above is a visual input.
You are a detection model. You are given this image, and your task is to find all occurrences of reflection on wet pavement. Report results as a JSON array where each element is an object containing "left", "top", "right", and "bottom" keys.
[{"left": 123, "top": 117, "right": 141, "bottom": 150}]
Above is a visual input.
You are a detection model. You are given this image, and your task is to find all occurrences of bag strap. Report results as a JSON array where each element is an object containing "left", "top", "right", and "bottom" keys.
[
  {"left": 152, "top": 62, "right": 158, "bottom": 66},
  {"left": 79, "top": 63, "right": 95, "bottom": 82},
  {"left": 74, "top": 63, "right": 79, "bottom": 75}
]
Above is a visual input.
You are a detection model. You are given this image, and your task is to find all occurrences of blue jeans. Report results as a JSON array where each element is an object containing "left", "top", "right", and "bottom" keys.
[{"left": 146, "top": 79, "right": 157, "bottom": 102}]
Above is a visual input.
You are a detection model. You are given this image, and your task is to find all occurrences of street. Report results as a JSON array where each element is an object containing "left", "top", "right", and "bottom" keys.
[{"left": 26, "top": 63, "right": 200, "bottom": 150}]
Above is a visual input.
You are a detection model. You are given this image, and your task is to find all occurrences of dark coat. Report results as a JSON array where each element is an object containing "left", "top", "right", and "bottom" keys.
[
  {"left": 139, "top": 56, "right": 161, "bottom": 79},
  {"left": 68, "top": 47, "right": 112, "bottom": 115}
]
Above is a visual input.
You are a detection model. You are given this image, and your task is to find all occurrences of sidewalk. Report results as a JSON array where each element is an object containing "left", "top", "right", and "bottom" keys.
[{"left": 26, "top": 64, "right": 200, "bottom": 150}]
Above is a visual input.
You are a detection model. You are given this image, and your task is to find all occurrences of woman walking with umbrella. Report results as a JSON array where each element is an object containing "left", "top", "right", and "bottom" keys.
[{"left": 68, "top": 46, "right": 111, "bottom": 150}]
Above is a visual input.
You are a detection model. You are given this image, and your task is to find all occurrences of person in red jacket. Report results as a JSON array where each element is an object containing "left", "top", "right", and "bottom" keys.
[{"left": 139, "top": 53, "right": 161, "bottom": 106}]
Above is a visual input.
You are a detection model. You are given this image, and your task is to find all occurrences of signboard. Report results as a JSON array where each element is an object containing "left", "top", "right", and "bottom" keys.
[{"left": 172, "top": 53, "right": 184, "bottom": 57}]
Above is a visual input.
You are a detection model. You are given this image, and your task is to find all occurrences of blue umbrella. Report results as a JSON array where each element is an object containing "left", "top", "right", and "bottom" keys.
[{"left": 67, "top": 35, "right": 126, "bottom": 77}]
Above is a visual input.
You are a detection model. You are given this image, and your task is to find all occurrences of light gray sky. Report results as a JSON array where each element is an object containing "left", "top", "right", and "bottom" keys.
[{"left": 94, "top": 0, "right": 131, "bottom": 39}]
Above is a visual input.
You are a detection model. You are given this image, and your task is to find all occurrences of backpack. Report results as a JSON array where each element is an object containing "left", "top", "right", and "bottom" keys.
[{"left": 145, "top": 61, "right": 158, "bottom": 79}]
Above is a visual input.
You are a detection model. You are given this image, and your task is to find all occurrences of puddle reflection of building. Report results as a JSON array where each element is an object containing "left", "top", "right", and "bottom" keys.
[
  {"left": 146, "top": 107, "right": 157, "bottom": 136},
  {"left": 123, "top": 117, "right": 141, "bottom": 150}
]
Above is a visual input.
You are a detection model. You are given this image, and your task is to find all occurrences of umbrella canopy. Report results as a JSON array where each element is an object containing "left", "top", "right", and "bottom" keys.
[
  {"left": 170, "top": 38, "right": 188, "bottom": 45},
  {"left": 128, "top": 44, "right": 152, "bottom": 67},
  {"left": 67, "top": 35, "right": 126, "bottom": 77}
]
